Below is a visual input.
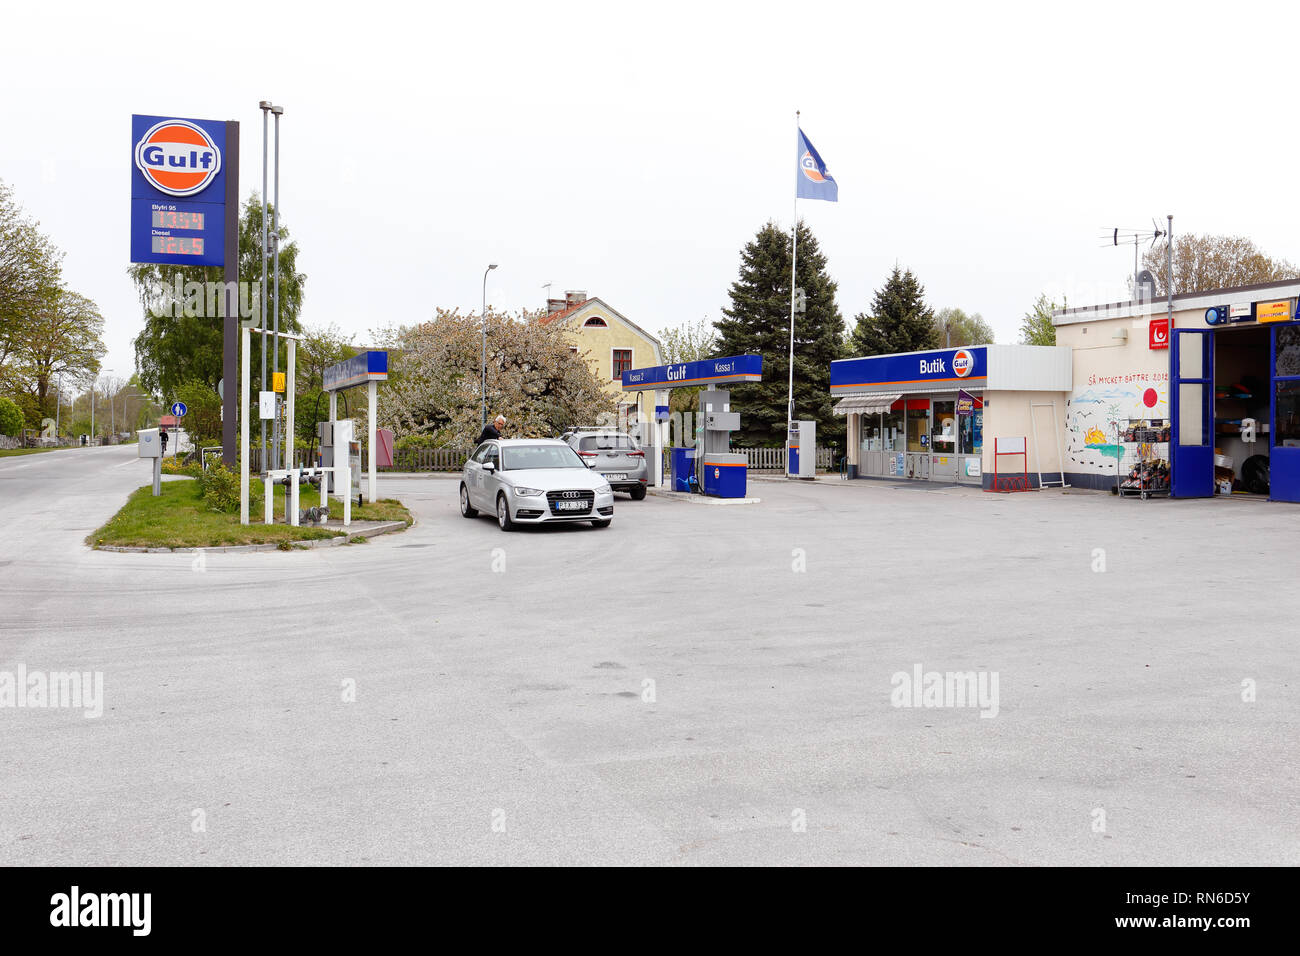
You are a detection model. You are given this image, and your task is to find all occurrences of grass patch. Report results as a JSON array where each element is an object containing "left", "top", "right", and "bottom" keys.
[
  {"left": 0, "top": 447, "right": 62, "bottom": 458},
  {"left": 89, "top": 476, "right": 413, "bottom": 550}
]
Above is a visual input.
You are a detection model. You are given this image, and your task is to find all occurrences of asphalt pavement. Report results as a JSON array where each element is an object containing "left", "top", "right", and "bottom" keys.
[{"left": 1, "top": 444, "right": 1297, "bottom": 865}]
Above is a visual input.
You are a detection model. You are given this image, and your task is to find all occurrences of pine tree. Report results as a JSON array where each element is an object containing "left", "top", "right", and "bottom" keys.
[
  {"left": 848, "top": 266, "right": 939, "bottom": 356},
  {"left": 715, "top": 220, "right": 845, "bottom": 447}
]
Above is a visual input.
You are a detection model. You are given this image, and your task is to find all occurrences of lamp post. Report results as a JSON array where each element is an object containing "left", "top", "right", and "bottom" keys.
[{"left": 481, "top": 263, "right": 498, "bottom": 428}]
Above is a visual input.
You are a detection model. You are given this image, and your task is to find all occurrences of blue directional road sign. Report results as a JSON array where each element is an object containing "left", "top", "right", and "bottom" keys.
[{"left": 170, "top": 401, "right": 188, "bottom": 418}]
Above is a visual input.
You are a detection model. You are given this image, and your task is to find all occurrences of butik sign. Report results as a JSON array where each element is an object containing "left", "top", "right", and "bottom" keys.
[
  {"left": 130, "top": 114, "right": 229, "bottom": 267},
  {"left": 1149, "top": 317, "right": 1170, "bottom": 350},
  {"left": 830, "top": 346, "right": 988, "bottom": 393}
]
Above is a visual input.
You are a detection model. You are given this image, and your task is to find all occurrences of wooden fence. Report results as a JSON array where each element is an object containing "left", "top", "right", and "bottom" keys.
[{"left": 742, "top": 446, "right": 835, "bottom": 471}]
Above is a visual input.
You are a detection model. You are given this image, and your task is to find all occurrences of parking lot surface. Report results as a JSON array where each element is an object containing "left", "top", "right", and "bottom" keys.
[{"left": 2, "top": 445, "right": 1297, "bottom": 865}]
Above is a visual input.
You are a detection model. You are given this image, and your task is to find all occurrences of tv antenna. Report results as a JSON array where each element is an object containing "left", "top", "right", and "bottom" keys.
[{"left": 1101, "top": 220, "right": 1166, "bottom": 300}]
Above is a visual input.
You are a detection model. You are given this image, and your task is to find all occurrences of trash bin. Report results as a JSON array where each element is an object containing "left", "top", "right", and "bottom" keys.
[{"left": 670, "top": 447, "right": 695, "bottom": 492}]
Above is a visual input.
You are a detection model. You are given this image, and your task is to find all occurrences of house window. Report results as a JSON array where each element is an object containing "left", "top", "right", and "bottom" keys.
[
  {"left": 583, "top": 317, "right": 608, "bottom": 328},
  {"left": 613, "top": 349, "right": 633, "bottom": 378}
]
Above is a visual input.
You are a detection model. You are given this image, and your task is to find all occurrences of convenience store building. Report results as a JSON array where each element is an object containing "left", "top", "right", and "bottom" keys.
[{"left": 832, "top": 344, "right": 1073, "bottom": 487}]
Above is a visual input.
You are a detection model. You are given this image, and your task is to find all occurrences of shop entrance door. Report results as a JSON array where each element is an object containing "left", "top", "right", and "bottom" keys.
[
  {"left": 1171, "top": 328, "right": 1214, "bottom": 498},
  {"left": 930, "top": 396, "right": 958, "bottom": 481},
  {"left": 1270, "top": 322, "right": 1300, "bottom": 502},
  {"left": 904, "top": 400, "right": 930, "bottom": 480}
]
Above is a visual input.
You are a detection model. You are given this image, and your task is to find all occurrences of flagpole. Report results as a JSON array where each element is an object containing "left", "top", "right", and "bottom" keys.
[{"left": 787, "top": 110, "right": 799, "bottom": 457}]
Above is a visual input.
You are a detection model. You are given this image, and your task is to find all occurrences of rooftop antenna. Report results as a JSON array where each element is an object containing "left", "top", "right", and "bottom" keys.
[{"left": 1101, "top": 221, "right": 1166, "bottom": 300}]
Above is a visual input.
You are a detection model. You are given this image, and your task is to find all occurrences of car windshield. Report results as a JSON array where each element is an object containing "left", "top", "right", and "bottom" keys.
[{"left": 501, "top": 444, "right": 586, "bottom": 470}]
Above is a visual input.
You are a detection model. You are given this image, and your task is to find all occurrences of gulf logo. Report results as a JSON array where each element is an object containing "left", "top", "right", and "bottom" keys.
[
  {"left": 952, "top": 349, "right": 975, "bottom": 378},
  {"left": 134, "top": 120, "right": 221, "bottom": 197},
  {"left": 800, "top": 151, "right": 827, "bottom": 183}
]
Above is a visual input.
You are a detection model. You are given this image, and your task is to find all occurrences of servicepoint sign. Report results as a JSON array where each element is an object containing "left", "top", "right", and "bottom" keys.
[{"left": 130, "top": 114, "right": 228, "bottom": 267}]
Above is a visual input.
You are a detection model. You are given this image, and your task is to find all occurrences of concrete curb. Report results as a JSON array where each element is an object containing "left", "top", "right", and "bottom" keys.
[
  {"left": 96, "top": 520, "right": 410, "bottom": 554},
  {"left": 647, "top": 489, "right": 761, "bottom": 505}
]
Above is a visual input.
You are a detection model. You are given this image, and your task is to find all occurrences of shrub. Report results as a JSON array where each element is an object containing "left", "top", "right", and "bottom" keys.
[
  {"left": 196, "top": 460, "right": 241, "bottom": 513},
  {"left": 0, "top": 396, "right": 23, "bottom": 437}
]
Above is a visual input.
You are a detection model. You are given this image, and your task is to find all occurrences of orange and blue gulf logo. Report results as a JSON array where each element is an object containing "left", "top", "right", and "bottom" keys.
[
  {"left": 953, "top": 349, "right": 975, "bottom": 378},
  {"left": 800, "top": 151, "right": 827, "bottom": 183},
  {"left": 134, "top": 120, "right": 221, "bottom": 197}
]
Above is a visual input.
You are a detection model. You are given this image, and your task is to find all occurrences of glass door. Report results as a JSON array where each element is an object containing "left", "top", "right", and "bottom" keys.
[
  {"left": 1271, "top": 323, "right": 1300, "bottom": 501},
  {"left": 905, "top": 399, "right": 930, "bottom": 480},
  {"left": 1171, "top": 329, "right": 1213, "bottom": 498},
  {"left": 930, "top": 397, "right": 957, "bottom": 480}
]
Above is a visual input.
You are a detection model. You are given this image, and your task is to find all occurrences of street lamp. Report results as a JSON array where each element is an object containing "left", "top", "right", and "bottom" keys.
[{"left": 481, "top": 263, "right": 498, "bottom": 428}]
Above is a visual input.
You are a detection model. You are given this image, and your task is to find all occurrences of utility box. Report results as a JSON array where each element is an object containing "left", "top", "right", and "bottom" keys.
[
  {"left": 137, "top": 428, "right": 162, "bottom": 458},
  {"left": 787, "top": 420, "right": 816, "bottom": 478}
]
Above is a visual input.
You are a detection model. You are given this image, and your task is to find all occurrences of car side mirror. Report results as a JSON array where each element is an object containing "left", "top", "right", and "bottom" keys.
[
  {"left": 483, "top": 461, "right": 496, "bottom": 472},
  {"left": 585, "top": 459, "right": 595, "bottom": 468}
]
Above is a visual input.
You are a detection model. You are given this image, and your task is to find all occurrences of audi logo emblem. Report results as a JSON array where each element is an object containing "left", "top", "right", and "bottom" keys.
[{"left": 562, "top": 491, "right": 581, "bottom": 498}]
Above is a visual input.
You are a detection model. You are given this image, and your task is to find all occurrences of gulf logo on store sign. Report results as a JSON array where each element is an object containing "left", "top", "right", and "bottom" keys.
[
  {"left": 134, "top": 120, "right": 221, "bottom": 197},
  {"left": 952, "top": 349, "right": 975, "bottom": 378},
  {"left": 800, "top": 151, "right": 827, "bottom": 183}
]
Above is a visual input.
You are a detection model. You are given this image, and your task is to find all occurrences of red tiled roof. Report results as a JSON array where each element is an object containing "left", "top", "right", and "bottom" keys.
[{"left": 537, "top": 300, "right": 590, "bottom": 326}]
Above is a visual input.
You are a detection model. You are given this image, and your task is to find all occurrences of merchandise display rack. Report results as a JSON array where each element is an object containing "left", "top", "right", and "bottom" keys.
[{"left": 1117, "top": 419, "right": 1171, "bottom": 500}]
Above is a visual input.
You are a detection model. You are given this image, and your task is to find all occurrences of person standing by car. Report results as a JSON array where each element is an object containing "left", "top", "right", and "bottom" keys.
[{"left": 476, "top": 415, "right": 506, "bottom": 445}]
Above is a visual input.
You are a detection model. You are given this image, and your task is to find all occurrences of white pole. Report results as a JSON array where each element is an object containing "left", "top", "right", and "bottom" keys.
[
  {"left": 286, "top": 339, "right": 296, "bottom": 469},
  {"left": 367, "top": 378, "right": 377, "bottom": 504},
  {"left": 787, "top": 110, "right": 799, "bottom": 472},
  {"left": 328, "top": 391, "right": 338, "bottom": 495},
  {"left": 240, "top": 326, "right": 250, "bottom": 525}
]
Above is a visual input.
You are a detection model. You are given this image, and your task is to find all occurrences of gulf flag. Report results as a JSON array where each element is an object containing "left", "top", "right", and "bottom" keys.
[{"left": 796, "top": 128, "right": 837, "bottom": 202}]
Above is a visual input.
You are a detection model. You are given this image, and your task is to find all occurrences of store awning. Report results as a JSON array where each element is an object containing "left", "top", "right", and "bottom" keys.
[{"left": 834, "top": 393, "right": 901, "bottom": 416}]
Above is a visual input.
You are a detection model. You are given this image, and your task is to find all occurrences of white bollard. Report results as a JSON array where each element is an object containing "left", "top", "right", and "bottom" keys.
[
  {"left": 264, "top": 475, "right": 273, "bottom": 525},
  {"left": 290, "top": 470, "right": 300, "bottom": 527}
]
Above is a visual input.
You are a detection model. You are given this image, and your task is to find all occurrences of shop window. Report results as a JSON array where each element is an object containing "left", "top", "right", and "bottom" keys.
[
  {"left": 882, "top": 410, "right": 904, "bottom": 451},
  {"left": 1179, "top": 337, "right": 1204, "bottom": 379},
  {"left": 906, "top": 406, "right": 929, "bottom": 452},
  {"left": 931, "top": 400, "right": 956, "bottom": 454},
  {"left": 960, "top": 409, "right": 983, "bottom": 455},
  {"left": 1276, "top": 381, "right": 1300, "bottom": 447},
  {"left": 860, "top": 413, "right": 882, "bottom": 452},
  {"left": 1178, "top": 384, "right": 1207, "bottom": 446},
  {"left": 1276, "top": 326, "right": 1300, "bottom": 377}
]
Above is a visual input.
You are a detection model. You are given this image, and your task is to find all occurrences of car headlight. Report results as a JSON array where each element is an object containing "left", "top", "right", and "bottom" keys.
[
  {"left": 513, "top": 486, "right": 544, "bottom": 497},
  {"left": 594, "top": 482, "right": 611, "bottom": 494}
]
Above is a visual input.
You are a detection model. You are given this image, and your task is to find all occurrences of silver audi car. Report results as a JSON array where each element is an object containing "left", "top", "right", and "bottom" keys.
[{"left": 459, "top": 439, "right": 615, "bottom": 531}]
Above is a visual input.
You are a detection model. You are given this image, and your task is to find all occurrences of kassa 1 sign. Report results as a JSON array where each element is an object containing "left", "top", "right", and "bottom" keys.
[
  {"left": 130, "top": 114, "right": 228, "bottom": 268},
  {"left": 1149, "top": 317, "right": 1170, "bottom": 350}
]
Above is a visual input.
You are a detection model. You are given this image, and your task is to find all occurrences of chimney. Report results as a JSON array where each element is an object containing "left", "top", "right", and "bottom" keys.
[
  {"left": 565, "top": 290, "right": 587, "bottom": 309},
  {"left": 547, "top": 298, "right": 567, "bottom": 315}
]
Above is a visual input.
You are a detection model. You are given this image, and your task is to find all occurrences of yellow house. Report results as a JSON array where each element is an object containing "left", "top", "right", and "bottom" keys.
[{"left": 540, "top": 291, "right": 664, "bottom": 425}]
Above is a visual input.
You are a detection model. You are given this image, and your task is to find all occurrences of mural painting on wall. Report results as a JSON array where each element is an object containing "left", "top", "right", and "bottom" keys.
[{"left": 1065, "top": 371, "right": 1170, "bottom": 475}]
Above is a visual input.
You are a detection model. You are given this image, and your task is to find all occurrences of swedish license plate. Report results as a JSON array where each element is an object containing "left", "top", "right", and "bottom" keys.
[
  {"left": 604, "top": 473, "right": 627, "bottom": 480},
  {"left": 556, "top": 500, "right": 588, "bottom": 511}
]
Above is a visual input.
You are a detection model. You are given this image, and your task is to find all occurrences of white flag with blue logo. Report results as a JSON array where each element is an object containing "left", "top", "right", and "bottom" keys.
[{"left": 796, "top": 128, "right": 837, "bottom": 202}]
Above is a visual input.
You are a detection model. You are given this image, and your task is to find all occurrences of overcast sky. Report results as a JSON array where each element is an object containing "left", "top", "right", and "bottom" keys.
[{"left": 4, "top": 1, "right": 1297, "bottom": 384}]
